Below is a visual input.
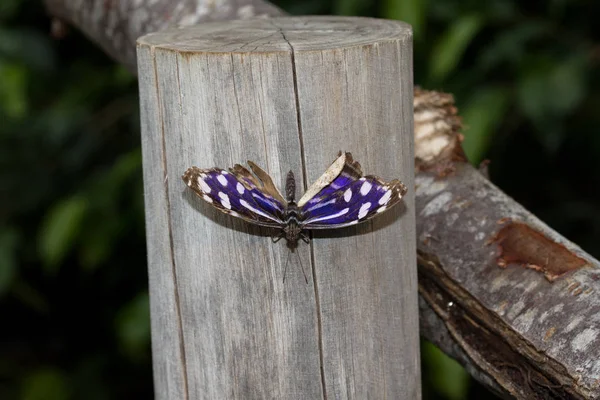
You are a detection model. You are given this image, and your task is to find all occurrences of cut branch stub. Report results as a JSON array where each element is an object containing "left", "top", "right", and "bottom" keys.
[
  {"left": 414, "top": 87, "right": 466, "bottom": 174},
  {"left": 137, "top": 16, "right": 418, "bottom": 400}
]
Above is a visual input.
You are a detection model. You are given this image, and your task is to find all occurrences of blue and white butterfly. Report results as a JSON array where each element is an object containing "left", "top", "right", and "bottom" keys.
[{"left": 182, "top": 151, "right": 407, "bottom": 251}]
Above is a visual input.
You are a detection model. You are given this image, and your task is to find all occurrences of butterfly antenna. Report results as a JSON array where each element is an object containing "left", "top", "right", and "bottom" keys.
[
  {"left": 283, "top": 249, "right": 292, "bottom": 283},
  {"left": 297, "top": 250, "right": 308, "bottom": 284}
]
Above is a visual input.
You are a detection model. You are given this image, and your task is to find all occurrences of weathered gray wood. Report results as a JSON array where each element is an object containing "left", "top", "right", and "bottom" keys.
[
  {"left": 137, "top": 16, "right": 417, "bottom": 400},
  {"left": 137, "top": 48, "right": 188, "bottom": 400}
]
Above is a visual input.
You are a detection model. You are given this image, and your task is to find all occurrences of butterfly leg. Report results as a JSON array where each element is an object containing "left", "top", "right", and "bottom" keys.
[
  {"left": 296, "top": 250, "right": 309, "bottom": 284},
  {"left": 299, "top": 231, "right": 311, "bottom": 244},
  {"left": 272, "top": 231, "right": 285, "bottom": 243},
  {"left": 283, "top": 250, "right": 291, "bottom": 283},
  {"left": 282, "top": 248, "right": 309, "bottom": 284}
]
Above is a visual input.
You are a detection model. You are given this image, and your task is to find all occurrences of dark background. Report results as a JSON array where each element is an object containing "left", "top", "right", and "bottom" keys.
[{"left": 1, "top": 0, "right": 599, "bottom": 398}]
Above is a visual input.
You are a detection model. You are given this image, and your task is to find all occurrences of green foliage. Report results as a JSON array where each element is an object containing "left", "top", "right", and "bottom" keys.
[
  {"left": 428, "top": 14, "right": 484, "bottom": 83},
  {"left": 383, "top": 0, "right": 427, "bottom": 39},
  {"left": 0, "top": 61, "right": 28, "bottom": 117},
  {"left": 516, "top": 55, "right": 588, "bottom": 151},
  {"left": 21, "top": 368, "right": 71, "bottom": 400},
  {"left": 461, "top": 86, "right": 510, "bottom": 163},
  {"left": 115, "top": 292, "right": 151, "bottom": 361},
  {"left": 333, "top": 0, "right": 367, "bottom": 16},
  {"left": 2, "top": 0, "right": 600, "bottom": 399},
  {"left": 38, "top": 195, "right": 89, "bottom": 273},
  {"left": 0, "top": 0, "right": 21, "bottom": 20},
  {"left": 422, "top": 341, "right": 470, "bottom": 400},
  {"left": 0, "top": 228, "right": 19, "bottom": 295}
]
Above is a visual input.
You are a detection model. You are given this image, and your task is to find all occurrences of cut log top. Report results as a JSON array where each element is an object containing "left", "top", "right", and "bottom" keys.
[{"left": 138, "top": 16, "right": 412, "bottom": 53}]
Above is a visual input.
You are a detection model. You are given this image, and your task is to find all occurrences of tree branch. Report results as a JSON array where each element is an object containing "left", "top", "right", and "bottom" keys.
[
  {"left": 43, "top": 0, "right": 284, "bottom": 72},
  {"left": 415, "top": 91, "right": 600, "bottom": 399},
  {"left": 43, "top": 0, "right": 600, "bottom": 398}
]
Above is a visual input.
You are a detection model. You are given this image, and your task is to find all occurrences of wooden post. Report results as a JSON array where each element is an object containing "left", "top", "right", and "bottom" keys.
[{"left": 137, "top": 16, "right": 417, "bottom": 399}]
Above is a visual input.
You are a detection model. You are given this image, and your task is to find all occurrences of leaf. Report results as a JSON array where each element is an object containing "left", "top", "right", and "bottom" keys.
[
  {"left": 0, "top": 28, "right": 56, "bottom": 72},
  {"left": 461, "top": 86, "right": 510, "bottom": 164},
  {"left": 423, "top": 341, "right": 470, "bottom": 400},
  {"left": 21, "top": 368, "right": 70, "bottom": 400},
  {"left": 78, "top": 217, "right": 119, "bottom": 271},
  {"left": 382, "top": 0, "right": 427, "bottom": 40},
  {"left": 517, "top": 55, "right": 588, "bottom": 151},
  {"left": 112, "top": 65, "right": 136, "bottom": 87},
  {"left": 38, "top": 195, "right": 89, "bottom": 274},
  {"left": 518, "top": 57, "right": 586, "bottom": 118},
  {"left": 12, "top": 280, "right": 49, "bottom": 314},
  {"left": 0, "top": 61, "right": 28, "bottom": 118},
  {"left": 476, "top": 22, "right": 549, "bottom": 72},
  {"left": 87, "top": 149, "right": 142, "bottom": 203},
  {"left": 107, "top": 149, "right": 143, "bottom": 187},
  {"left": 549, "top": 56, "right": 587, "bottom": 114},
  {"left": 332, "top": 0, "right": 366, "bottom": 16},
  {"left": 428, "top": 14, "right": 484, "bottom": 83},
  {"left": 0, "top": 0, "right": 21, "bottom": 20},
  {"left": 77, "top": 149, "right": 142, "bottom": 271},
  {"left": 0, "top": 227, "right": 19, "bottom": 296},
  {"left": 115, "top": 292, "right": 151, "bottom": 360}
]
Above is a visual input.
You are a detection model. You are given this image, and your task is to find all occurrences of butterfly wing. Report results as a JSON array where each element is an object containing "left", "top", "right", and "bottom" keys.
[
  {"left": 297, "top": 152, "right": 362, "bottom": 208},
  {"left": 301, "top": 177, "right": 406, "bottom": 228},
  {"left": 182, "top": 165, "right": 286, "bottom": 228},
  {"left": 298, "top": 152, "right": 407, "bottom": 228},
  {"left": 246, "top": 161, "right": 287, "bottom": 205}
]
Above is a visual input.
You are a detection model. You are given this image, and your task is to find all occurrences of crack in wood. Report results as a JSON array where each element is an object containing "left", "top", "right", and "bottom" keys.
[{"left": 274, "top": 20, "right": 328, "bottom": 400}]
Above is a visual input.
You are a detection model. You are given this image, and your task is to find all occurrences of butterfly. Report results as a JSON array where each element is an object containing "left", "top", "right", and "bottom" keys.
[{"left": 182, "top": 151, "right": 407, "bottom": 280}]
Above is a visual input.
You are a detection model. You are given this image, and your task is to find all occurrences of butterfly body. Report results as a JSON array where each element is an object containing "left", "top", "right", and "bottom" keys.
[
  {"left": 277, "top": 171, "right": 309, "bottom": 249},
  {"left": 182, "top": 152, "right": 407, "bottom": 250}
]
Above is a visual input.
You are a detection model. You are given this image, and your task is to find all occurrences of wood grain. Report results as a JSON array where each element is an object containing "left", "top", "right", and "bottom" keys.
[{"left": 137, "top": 16, "right": 417, "bottom": 399}]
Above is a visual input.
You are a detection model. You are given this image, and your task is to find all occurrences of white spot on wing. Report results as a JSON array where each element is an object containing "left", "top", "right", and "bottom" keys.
[
  {"left": 306, "top": 207, "right": 349, "bottom": 223},
  {"left": 344, "top": 189, "right": 352, "bottom": 202},
  {"left": 358, "top": 202, "right": 371, "bottom": 219},
  {"left": 377, "top": 206, "right": 386, "bottom": 213},
  {"left": 306, "top": 198, "right": 336, "bottom": 212},
  {"left": 239, "top": 199, "right": 280, "bottom": 222},
  {"left": 360, "top": 181, "right": 372, "bottom": 196},
  {"left": 379, "top": 189, "right": 392, "bottom": 205},
  {"left": 236, "top": 182, "right": 245, "bottom": 194},
  {"left": 198, "top": 177, "right": 211, "bottom": 193},
  {"left": 202, "top": 194, "right": 212, "bottom": 203},
  {"left": 218, "top": 192, "right": 231, "bottom": 209},
  {"left": 217, "top": 175, "right": 228, "bottom": 186}
]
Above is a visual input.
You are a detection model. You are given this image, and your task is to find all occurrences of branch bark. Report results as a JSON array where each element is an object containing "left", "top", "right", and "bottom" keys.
[
  {"left": 44, "top": 0, "right": 284, "bottom": 72},
  {"left": 43, "top": 0, "right": 600, "bottom": 398}
]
